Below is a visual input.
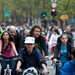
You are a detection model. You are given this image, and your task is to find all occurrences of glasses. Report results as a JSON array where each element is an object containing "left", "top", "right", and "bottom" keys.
[{"left": 25, "top": 44, "right": 34, "bottom": 45}]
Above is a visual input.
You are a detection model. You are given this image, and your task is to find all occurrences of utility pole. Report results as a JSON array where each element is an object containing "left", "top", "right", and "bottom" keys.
[
  {"left": 50, "top": 0, "right": 57, "bottom": 26},
  {"left": 41, "top": 0, "right": 47, "bottom": 28},
  {"left": 43, "top": 0, "right": 45, "bottom": 12}
]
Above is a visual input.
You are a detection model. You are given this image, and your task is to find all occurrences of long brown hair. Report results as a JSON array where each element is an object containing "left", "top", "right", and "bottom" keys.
[
  {"left": 29, "top": 24, "right": 42, "bottom": 36},
  {"left": 1, "top": 31, "right": 14, "bottom": 47}
]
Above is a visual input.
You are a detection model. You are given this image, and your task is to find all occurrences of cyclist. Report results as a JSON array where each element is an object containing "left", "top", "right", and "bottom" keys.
[
  {"left": 0, "top": 23, "right": 7, "bottom": 39},
  {"left": 9, "top": 26, "right": 24, "bottom": 53},
  {"left": 26, "top": 23, "right": 31, "bottom": 30},
  {"left": 16, "top": 24, "right": 22, "bottom": 34},
  {"left": 0, "top": 31, "right": 18, "bottom": 75},
  {"left": 49, "top": 29, "right": 60, "bottom": 54},
  {"left": 60, "top": 48, "right": 75, "bottom": 75},
  {"left": 29, "top": 24, "right": 49, "bottom": 60},
  {"left": 16, "top": 36, "right": 48, "bottom": 75},
  {"left": 46, "top": 26, "right": 55, "bottom": 41},
  {"left": 53, "top": 33, "right": 72, "bottom": 75},
  {"left": 63, "top": 25, "right": 74, "bottom": 47}
]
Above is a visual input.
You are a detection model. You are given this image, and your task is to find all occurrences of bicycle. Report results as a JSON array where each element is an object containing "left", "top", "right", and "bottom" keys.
[
  {"left": 0, "top": 57, "right": 16, "bottom": 75},
  {"left": 16, "top": 67, "right": 49, "bottom": 75},
  {"left": 55, "top": 61, "right": 64, "bottom": 75}
]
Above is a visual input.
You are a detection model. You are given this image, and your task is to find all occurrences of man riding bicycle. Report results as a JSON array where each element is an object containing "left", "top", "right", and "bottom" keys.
[{"left": 16, "top": 36, "right": 48, "bottom": 75}]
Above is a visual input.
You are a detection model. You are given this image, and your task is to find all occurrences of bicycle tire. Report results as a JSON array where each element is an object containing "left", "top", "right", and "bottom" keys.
[{"left": 5, "top": 72, "right": 10, "bottom": 75}]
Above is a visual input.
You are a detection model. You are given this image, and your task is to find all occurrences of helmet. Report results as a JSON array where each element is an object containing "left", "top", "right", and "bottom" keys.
[{"left": 1, "top": 23, "right": 6, "bottom": 26}]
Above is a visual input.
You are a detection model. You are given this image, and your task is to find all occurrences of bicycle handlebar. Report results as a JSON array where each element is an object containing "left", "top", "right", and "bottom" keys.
[
  {"left": 16, "top": 67, "right": 49, "bottom": 75},
  {"left": 56, "top": 61, "right": 64, "bottom": 64},
  {"left": 0, "top": 57, "right": 16, "bottom": 61}
]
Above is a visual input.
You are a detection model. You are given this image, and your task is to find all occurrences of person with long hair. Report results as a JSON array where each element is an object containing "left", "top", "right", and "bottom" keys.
[
  {"left": 29, "top": 24, "right": 49, "bottom": 60},
  {"left": 49, "top": 29, "right": 60, "bottom": 54},
  {"left": 46, "top": 26, "right": 55, "bottom": 41},
  {"left": 0, "top": 31, "right": 18, "bottom": 75}
]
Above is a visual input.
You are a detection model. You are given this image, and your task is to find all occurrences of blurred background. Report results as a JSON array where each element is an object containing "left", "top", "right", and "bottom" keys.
[{"left": 0, "top": 0, "right": 75, "bottom": 30}]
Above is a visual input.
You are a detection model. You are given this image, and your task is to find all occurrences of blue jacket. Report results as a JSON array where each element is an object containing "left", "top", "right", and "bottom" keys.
[
  {"left": 17, "top": 47, "right": 47, "bottom": 69},
  {"left": 60, "top": 60, "right": 75, "bottom": 75}
]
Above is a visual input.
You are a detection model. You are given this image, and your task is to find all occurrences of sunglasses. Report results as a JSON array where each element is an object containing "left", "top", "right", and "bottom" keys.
[{"left": 25, "top": 44, "right": 34, "bottom": 45}]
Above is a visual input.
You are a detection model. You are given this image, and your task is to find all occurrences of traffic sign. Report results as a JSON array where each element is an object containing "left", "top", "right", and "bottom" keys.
[
  {"left": 51, "top": 3, "right": 57, "bottom": 8},
  {"left": 70, "top": 18, "right": 74, "bottom": 23},
  {"left": 60, "top": 15, "right": 68, "bottom": 20},
  {"left": 51, "top": 0, "right": 57, "bottom": 3},
  {"left": 5, "top": 7, "right": 10, "bottom": 17}
]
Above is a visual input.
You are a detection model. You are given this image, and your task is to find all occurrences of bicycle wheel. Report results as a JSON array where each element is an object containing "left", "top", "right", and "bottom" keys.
[{"left": 5, "top": 73, "right": 9, "bottom": 75}]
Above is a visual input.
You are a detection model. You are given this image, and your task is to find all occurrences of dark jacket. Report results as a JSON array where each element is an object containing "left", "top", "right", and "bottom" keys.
[
  {"left": 17, "top": 47, "right": 47, "bottom": 69},
  {"left": 35, "top": 35, "right": 48, "bottom": 56},
  {"left": 54, "top": 42, "right": 72, "bottom": 60},
  {"left": 14, "top": 31, "right": 24, "bottom": 53}
]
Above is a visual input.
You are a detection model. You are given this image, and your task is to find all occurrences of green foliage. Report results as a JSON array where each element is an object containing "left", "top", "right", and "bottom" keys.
[{"left": 0, "top": 0, "right": 75, "bottom": 22}]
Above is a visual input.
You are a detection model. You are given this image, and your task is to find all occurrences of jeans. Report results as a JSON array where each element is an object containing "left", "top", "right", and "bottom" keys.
[
  {"left": 56, "top": 62, "right": 64, "bottom": 75},
  {"left": 1, "top": 56, "right": 16, "bottom": 75}
]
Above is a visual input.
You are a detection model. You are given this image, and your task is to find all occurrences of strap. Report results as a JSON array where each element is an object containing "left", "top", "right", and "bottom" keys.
[{"left": 2, "top": 43, "right": 10, "bottom": 54}]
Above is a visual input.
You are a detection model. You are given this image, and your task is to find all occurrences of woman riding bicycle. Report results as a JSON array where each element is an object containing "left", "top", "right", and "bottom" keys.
[
  {"left": 0, "top": 31, "right": 18, "bottom": 75},
  {"left": 53, "top": 33, "right": 72, "bottom": 75}
]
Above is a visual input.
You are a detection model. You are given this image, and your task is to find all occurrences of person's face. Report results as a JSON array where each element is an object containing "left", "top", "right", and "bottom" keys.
[
  {"left": 26, "top": 23, "right": 29, "bottom": 27},
  {"left": 1, "top": 26, "right": 6, "bottom": 30},
  {"left": 53, "top": 31, "right": 57, "bottom": 34},
  {"left": 56, "top": 26, "right": 59, "bottom": 29},
  {"left": 66, "top": 27, "right": 71, "bottom": 33},
  {"left": 24, "top": 30, "right": 28, "bottom": 35},
  {"left": 3, "top": 32, "right": 10, "bottom": 40},
  {"left": 9, "top": 29, "right": 16, "bottom": 38},
  {"left": 25, "top": 43, "right": 35, "bottom": 52},
  {"left": 33, "top": 28, "right": 41, "bottom": 38},
  {"left": 52, "top": 28, "right": 55, "bottom": 33},
  {"left": 18, "top": 26, "right": 20, "bottom": 28},
  {"left": 60, "top": 35, "right": 68, "bottom": 44}
]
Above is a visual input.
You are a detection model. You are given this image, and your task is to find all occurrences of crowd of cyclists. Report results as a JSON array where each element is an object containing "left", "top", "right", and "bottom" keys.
[{"left": 0, "top": 22, "right": 75, "bottom": 75}]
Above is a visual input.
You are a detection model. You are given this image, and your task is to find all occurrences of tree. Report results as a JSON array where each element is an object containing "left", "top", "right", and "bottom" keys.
[{"left": 0, "top": 0, "right": 75, "bottom": 23}]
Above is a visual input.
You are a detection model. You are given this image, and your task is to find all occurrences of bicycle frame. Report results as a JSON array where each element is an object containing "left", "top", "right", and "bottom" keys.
[
  {"left": 0, "top": 57, "right": 16, "bottom": 75},
  {"left": 4, "top": 63, "right": 11, "bottom": 75}
]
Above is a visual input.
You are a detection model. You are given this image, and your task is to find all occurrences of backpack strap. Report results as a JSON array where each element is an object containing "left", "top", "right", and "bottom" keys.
[{"left": 2, "top": 43, "right": 10, "bottom": 54}]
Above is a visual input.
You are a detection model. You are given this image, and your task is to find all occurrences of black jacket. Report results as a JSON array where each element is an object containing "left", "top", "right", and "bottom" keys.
[
  {"left": 35, "top": 35, "right": 48, "bottom": 56},
  {"left": 54, "top": 42, "right": 72, "bottom": 60},
  {"left": 14, "top": 31, "right": 24, "bottom": 53},
  {"left": 17, "top": 47, "right": 47, "bottom": 69}
]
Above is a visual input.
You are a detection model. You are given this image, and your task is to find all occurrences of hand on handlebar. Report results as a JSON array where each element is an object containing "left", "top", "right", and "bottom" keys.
[
  {"left": 16, "top": 68, "right": 22, "bottom": 72},
  {"left": 42, "top": 69, "right": 48, "bottom": 75},
  {"left": 0, "top": 53, "right": 2, "bottom": 56},
  {"left": 53, "top": 59, "right": 58, "bottom": 64},
  {"left": 44, "top": 56, "right": 49, "bottom": 60}
]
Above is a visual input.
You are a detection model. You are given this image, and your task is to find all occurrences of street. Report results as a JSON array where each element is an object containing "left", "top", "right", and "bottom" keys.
[{"left": 46, "top": 60, "right": 55, "bottom": 75}]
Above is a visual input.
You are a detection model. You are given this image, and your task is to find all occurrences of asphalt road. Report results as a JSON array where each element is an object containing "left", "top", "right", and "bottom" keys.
[{"left": 46, "top": 60, "right": 55, "bottom": 75}]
